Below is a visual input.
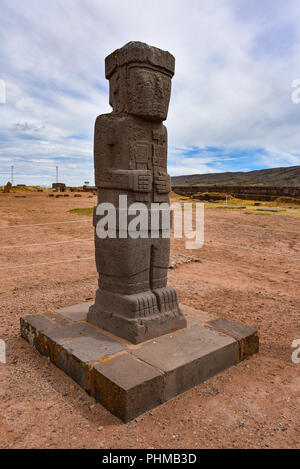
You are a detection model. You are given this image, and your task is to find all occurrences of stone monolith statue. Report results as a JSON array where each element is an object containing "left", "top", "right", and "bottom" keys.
[{"left": 87, "top": 41, "right": 187, "bottom": 343}]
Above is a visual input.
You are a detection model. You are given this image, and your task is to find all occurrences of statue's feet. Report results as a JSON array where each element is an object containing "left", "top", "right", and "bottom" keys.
[
  {"left": 88, "top": 287, "right": 186, "bottom": 344},
  {"left": 152, "top": 286, "right": 180, "bottom": 314},
  {"left": 133, "top": 291, "right": 159, "bottom": 317},
  {"left": 90, "top": 289, "right": 159, "bottom": 319}
]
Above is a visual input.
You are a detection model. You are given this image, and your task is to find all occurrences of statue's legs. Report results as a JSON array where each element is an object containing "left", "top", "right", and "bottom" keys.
[
  {"left": 87, "top": 234, "right": 186, "bottom": 343},
  {"left": 150, "top": 237, "right": 182, "bottom": 316}
]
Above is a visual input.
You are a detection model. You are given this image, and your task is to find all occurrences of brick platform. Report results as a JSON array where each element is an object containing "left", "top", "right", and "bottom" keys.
[{"left": 20, "top": 304, "right": 258, "bottom": 422}]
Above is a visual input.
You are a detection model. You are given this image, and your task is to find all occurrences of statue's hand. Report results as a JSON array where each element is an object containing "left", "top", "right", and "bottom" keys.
[
  {"left": 154, "top": 171, "right": 171, "bottom": 194},
  {"left": 132, "top": 171, "right": 152, "bottom": 193}
]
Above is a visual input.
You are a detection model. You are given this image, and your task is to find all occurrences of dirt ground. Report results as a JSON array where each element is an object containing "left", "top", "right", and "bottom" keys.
[{"left": 0, "top": 192, "right": 299, "bottom": 449}]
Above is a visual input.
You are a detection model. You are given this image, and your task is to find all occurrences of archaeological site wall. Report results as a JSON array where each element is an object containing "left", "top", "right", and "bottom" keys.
[{"left": 172, "top": 184, "right": 300, "bottom": 201}]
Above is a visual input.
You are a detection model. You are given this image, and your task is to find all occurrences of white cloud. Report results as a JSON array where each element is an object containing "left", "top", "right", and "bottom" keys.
[{"left": 0, "top": 0, "right": 300, "bottom": 184}]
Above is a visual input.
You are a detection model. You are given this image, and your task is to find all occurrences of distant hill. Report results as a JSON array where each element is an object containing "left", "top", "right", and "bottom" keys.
[{"left": 171, "top": 165, "right": 300, "bottom": 187}]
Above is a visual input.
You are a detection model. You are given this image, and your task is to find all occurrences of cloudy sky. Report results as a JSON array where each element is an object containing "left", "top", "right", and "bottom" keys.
[{"left": 1, "top": 0, "right": 300, "bottom": 186}]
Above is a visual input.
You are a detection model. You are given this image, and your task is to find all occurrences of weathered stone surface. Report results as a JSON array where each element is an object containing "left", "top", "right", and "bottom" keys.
[
  {"left": 20, "top": 314, "right": 56, "bottom": 353},
  {"left": 132, "top": 325, "right": 238, "bottom": 400},
  {"left": 91, "top": 353, "right": 164, "bottom": 422},
  {"left": 207, "top": 318, "right": 259, "bottom": 361},
  {"left": 44, "top": 323, "right": 97, "bottom": 344},
  {"left": 62, "top": 332, "right": 125, "bottom": 362},
  {"left": 20, "top": 304, "right": 258, "bottom": 422},
  {"left": 88, "top": 289, "right": 186, "bottom": 344},
  {"left": 21, "top": 314, "right": 56, "bottom": 335},
  {"left": 40, "top": 323, "right": 99, "bottom": 364},
  {"left": 55, "top": 302, "right": 92, "bottom": 322},
  {"left": 53, "top": 332, "right": 125, "bottom": 389},
  {"left": 87, "top": 41, "right": 187, "bottom": 343},
  {"left": 105, "top": 41, "right": 175, "bottom": 80}
]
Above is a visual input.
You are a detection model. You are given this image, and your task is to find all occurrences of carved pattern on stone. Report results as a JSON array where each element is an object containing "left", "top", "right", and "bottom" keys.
[{"left": 88, "top": 42, "right": 187, "bottom": 343}]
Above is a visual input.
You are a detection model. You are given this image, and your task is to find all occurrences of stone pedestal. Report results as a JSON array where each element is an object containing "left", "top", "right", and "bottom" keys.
[{"left": 20, "top": 304, "right": 258, "bottom": 422}]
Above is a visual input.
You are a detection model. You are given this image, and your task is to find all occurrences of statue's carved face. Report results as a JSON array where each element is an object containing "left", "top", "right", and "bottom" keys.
[{"left": 127, "top": 67, "right": 172, "bottom": 121}]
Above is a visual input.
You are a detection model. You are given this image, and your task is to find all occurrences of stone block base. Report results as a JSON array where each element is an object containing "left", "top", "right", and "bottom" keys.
[{"left": 20, "top": 304, "right": 258, "bottom": 422}]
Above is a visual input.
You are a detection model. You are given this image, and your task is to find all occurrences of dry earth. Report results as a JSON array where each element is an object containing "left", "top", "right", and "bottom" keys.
[{"left": 0, "top": 192, "right": 299, "bottom": 449}]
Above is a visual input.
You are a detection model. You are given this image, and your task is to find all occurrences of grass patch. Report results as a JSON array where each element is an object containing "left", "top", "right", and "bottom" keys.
[
  {"left": 68, "top": 199, "right": 300, "bottom": 219},
  {"left": 191, "top": 197, "right": 300, "bottom": 217},
  {"left": 67, "top": 207, "right": 93, "bottom": 216}
]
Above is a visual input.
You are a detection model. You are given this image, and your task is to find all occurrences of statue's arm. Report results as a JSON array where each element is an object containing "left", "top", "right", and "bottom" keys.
[
  {"left": 97, "top": 169, "right": 152, "bottom": 192},
  {"left": 94, "top": 115, "right": 152, "bottom": 192},
  {"left": 153, "top": 125, "right": 171, "bottom": 194}
]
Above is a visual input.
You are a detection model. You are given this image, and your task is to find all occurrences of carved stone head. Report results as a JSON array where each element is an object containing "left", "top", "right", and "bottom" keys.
[{"left": 105, "top": 42, "right": 175, "bottom": 121}]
